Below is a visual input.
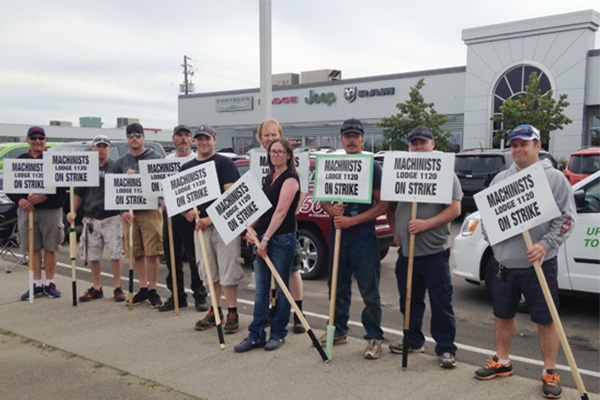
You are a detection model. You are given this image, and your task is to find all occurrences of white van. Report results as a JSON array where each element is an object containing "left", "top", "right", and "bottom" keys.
[{"left": 452, "top": 170, "right": 600, "bottom": 296}]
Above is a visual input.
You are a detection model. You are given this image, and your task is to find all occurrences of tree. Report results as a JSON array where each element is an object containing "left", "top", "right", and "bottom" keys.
[
  {"left": 378, "top": 78, "right": 452, "bottom": 151},
  {"left": 492, "top": 72, "right": 572, "bottom": 147}
]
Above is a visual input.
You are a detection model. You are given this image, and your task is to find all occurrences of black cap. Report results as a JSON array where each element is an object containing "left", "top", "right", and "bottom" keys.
[
  {"left": 126, "top": 123, "right": 144, "bottom": 135},
  {"left": 340, "top": 118, "right": 364, "bottom": 136},
  {"left": 408, "top": 126, "right": 434, "bottom": 142},
  {"left": 27, "top": 126, "right": 46, "bottom": 138},
  {"left": 194, "top": 125, "right": 216, "bottom": 138},
  {"left": 173, "top": 124, "right": 192, "bottom": 135}
]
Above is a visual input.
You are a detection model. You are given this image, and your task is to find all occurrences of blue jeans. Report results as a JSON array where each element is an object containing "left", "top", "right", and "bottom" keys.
[
  {"left": 247, "top": 232, "right": 296, "bottom": 343},
  {"left": 395, "top": 248, "right": 457, "bottom": 355},
  {"left": 330, "top": 234, "right": 383, "bottom": 340}
]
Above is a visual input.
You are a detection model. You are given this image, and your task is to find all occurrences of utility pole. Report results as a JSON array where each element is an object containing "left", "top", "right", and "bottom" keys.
[{"left": 181, "top": 55, "right": 194, "bottom": 95}]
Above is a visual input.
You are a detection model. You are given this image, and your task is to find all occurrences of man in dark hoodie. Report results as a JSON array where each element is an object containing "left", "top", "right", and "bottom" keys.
[
  {"left": 475, "top": 124, "right": 576, "bottom": 399},
  {"left": 9, "top": 126, "right": 66, "bottom": 300},
  {"left": 114, "top": 123, "right": 164, "bottom": 308}
]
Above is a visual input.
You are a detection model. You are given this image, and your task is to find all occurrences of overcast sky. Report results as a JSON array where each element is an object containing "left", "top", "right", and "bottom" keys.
[{"left": 1, "top": 0, "right": 598, "bottom": 130}]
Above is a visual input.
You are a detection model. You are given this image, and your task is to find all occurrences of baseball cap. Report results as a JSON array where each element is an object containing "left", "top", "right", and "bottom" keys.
[
  {"left": 92, "top": 134, "right": 111, "bottom": 146},
  {"left": 173, "top": 124, "right": 192, "bottom": 135},
  {"left": 340, "top": 118, "right": 364, "bottom": 136},
  {"left": 408, "top": 126, "right": 434, "bottom": 142},
  {"left": 507, "top": 124, "right": 540, "bottom": 143},
  {"left": 194, "top": 125, "right": 216, "bottom": 139},
  {"left": 27, "top": 126, "right": 46, "bottom": 138},
  {"left": 126, "top": 123, "right": 144, "bottom": 135}
]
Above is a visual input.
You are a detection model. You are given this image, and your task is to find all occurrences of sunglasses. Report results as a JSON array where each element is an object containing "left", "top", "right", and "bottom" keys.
[
  {"left": 126, "top": 133, "right": 143, "bottom": 139},
  {"left": 508, "top": 125, "right": 539, "bottom": 141},
  {"left": 29, "top": 136, "right": 46, "bottom": 141}
]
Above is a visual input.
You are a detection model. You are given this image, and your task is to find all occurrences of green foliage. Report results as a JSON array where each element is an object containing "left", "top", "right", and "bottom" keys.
[
  {"left": 491, "top": 72, "right": 572, "bottom": 147},
  {"left": 378, "top": 78, "right": 451, "bottom": 151}
]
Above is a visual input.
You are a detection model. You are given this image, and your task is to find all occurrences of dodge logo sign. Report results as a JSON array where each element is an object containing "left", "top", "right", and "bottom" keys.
[{"left": 343, "top": 87, "right": 357, "bottom": 103}]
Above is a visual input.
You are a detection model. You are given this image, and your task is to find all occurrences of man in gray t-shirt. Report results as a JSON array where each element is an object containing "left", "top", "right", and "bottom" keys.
[{"left": 386, "top": 126, "right": 462, "bottom": 369}]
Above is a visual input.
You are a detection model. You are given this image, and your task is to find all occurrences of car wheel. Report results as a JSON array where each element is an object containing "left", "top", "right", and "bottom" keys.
[
  {"left": 297, "top": 228, "right": 327, "bottom": 280},
  {"left": 379, "top": 247, "right": 389, "bottom": 260}
]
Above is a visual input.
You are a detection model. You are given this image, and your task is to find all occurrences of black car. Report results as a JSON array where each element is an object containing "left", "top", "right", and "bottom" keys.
[{"left": 454, "top": 148, "right": 557, "bottom": 214}]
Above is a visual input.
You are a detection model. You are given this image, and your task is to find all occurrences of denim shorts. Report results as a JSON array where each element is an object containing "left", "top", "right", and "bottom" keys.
[{"left": 491, "top": 257, "right": 559, "bottom": 324}]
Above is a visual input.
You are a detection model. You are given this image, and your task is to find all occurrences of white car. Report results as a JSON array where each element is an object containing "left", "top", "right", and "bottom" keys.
[{"left": 452, "top": 170, "right": 600, "bottom": 296}]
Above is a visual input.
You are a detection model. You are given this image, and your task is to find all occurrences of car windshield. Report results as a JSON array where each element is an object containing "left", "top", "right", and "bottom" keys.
[
  {"left": 455, "top": 155, "right": 505, "bottom": 174},
  {"left": 569, "top": 155, "right": 600, "bottom": 174}
]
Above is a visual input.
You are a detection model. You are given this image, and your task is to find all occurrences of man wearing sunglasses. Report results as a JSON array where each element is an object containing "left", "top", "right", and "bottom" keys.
[
  {"left": 114, "top": 123, "right": 164, "bottom": 308},
  {"left": 8, "top": 126, "right": 67, "bottom": 300},
  {"left": 475, "top": 124, "right": 576, "bottom": 399}
]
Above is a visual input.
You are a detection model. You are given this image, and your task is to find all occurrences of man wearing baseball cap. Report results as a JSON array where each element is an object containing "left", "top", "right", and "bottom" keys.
[
  {"left": 158, "top": 124, "right": 208, "bottom": 312},
  {"left": 8, "top": 126, "right": 67, "bottom": 300},
  {"left": 475, "top": 124, "right": 575, "bottom": 399},
  {"left": 179, "top": 124, "right": 243, "bottom": 334},
  {"left": 386, "top": 125, "right": 462, "bottom": 369},
  {"left": 114, "top": 123, "right": 164, "bottom": 308},
  {"left": 68, "top": 134, "right": 125, "bottom": 302},
  {"left": 318, "top": 118, "right": 388, "bottom": 360}
]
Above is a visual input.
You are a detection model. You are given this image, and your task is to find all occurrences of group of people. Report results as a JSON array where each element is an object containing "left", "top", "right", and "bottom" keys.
[{"left": 11, "top": 119, "right": 574, "bottom": 399}]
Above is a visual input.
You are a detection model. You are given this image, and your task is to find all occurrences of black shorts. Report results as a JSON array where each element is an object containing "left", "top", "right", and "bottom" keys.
[{"left": 491, "top": 257, "right": 559, "bottom": 324}]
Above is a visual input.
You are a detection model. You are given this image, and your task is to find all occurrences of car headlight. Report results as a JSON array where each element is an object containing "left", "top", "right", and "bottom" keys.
[
  {"left": 461, "top": 215, "right": 480, "bottom": 236},
  {"left": 0, "top": 192, "right": 13, "bottom": 204}
]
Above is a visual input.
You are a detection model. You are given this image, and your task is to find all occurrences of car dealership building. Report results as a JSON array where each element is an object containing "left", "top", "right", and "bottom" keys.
[{"left": 178, "top": 10, "right": 599, "bottom": 159}]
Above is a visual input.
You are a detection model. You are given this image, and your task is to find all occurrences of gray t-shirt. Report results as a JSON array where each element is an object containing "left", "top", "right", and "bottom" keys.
[{"left": 394, "top": 174, "right": 463, "bottom": 257}]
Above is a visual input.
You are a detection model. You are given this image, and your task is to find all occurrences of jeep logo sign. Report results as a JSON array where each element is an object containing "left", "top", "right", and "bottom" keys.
[
  {"left": 343, "top": 87, "right": 395, "bottom": 102},
  {"left": 305, "top": 90, "right": 336, "bottom": 106}
]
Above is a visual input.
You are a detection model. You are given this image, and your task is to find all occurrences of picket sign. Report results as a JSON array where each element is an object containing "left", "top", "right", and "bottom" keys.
[
  {"left": 139, "top": 155, "right": 195, "bottom": 197},
  {"left": 161, "top": 161, "right": 220, "bottom": 217},
  {"left": 3, "top": 159, "right": 56, "bottom": 194},
  {"left": 43, "top": 151, "right": 99, "bottom": 188},
  {"left": 381, "top": 151, "right": 455, "bottom": 204},
  {"left": 312, "top": 153, "right": 373, "bottom": 204},
  {"left": 104, "top": 174, "right": 159, "bottom": 210}
]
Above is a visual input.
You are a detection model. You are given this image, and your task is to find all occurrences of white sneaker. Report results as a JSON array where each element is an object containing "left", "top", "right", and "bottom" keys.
[{"left": 364, "top": 339, "right": 382, "bottom": 360}]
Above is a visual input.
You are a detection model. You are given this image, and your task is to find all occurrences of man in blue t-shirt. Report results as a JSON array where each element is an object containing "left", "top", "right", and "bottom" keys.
[{"left": 318, "top": 118, "right": 388, "bottom": 360}]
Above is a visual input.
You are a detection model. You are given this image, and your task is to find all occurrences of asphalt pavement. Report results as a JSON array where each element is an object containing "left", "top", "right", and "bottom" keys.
[{"left": 0, "top": 263, "right": 597, "bottom": 400}]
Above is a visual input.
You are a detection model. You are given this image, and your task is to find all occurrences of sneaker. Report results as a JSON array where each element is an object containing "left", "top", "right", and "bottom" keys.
[
  {"left": 264, "top": 337, "right": 285, "bottom": 351},
  {"left": 224, "top": 311, "right": 239, "bottom": 334},
  {"left": 439, "top": 352, "right": 456, "bottom": 369},
  {"left": 234, "top": 338, "right": 265, "bottom": 353},
  {"left": 148, "top": 290, "right": 161, "bottom": 308},
  {"left": 79, "top": 287, "right": 103, "bottom": 302},
  {"left": 195, "top": 296, "right": 209, "bottom": 312},
  {"left": 113, "top": 287, "right": 126, "bottom": 302},
  {"left": 541, "top": 370, "right": 562, "bottom": 399},
  {"left": 318, "top": 332, "right": 347, "bottom": 346},
  {"left": 131, "top": 290, "right": 149, "bottom": 306},
  {"left": 364, "top": 339, "right": 383, "bottom": 360},
  {"left": 44, "top": 282, "right": 61, "bottom": 298},
  {"left": 195, "top": 309, "right": 224, "bottom": 331},
  {"left": 389, "top": 341, "right": 425, "bottom": 354},
  {"left": 475, "top": 356, "right": 513, "bottom": 380},
  {"left": 158, "top": 296, "right": 188, "bottom": 312},
  {"left": 20, "top": 284, "right": 44, "bottom": 301}
]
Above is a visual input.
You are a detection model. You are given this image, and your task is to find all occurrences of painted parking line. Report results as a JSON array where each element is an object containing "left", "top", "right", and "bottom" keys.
[{"left": 58, "top": 261, "right": 600, "bottom": 379}]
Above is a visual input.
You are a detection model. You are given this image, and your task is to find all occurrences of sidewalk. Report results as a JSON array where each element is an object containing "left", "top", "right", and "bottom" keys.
[{"left": 0, "top": 266, "right": 595, "bottom": 400}]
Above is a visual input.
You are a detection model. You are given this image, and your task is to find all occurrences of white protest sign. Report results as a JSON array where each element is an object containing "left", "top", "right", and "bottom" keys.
[
  {"left": 312, "top": 153, "right": 373, "bottom": 204},
  {"left": 139, "top": 156, "right": 194, "bottom": 196},
  {"left": 3, "top": 159, "right": 56, "bottom": 194},
  {"left": 161, "top": 161, "right": 221, "bottom": 217},
  {"left": 381, "top": 151, "right": 455, "bottom": 204},
  {"left": 474, "top": 162, "right": 561, "bottom": 246},
  {"left": 43, "top": 151, "right": 99, "bottom": 187},
  {"left": 206, "top": 172, "right": 272, "bottom": 245},
  {"left": 249, "top": 149, "right": 310, "bottom": 193},
  {"left": 104, "top": 174, "right": 159, "bottom": 210}
]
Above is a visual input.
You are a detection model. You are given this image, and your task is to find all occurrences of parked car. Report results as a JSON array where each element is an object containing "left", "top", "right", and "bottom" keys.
[
  {"left": 235, "top": 158, "right": 393, "bottom": 280},
  {"left": 454, "top": 148, "right": 557, "bottom": 214},
  {"left": 564, "top": 146, "right": 600, "bottom": 185},
  {"left": 0, "top": 142, "right": 62, "bottom": 170},
  {"left": 452, "top": 170, "right": 600, "bottom": 297}
]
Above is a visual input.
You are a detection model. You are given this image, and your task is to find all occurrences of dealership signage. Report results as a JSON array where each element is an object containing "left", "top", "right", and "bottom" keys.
[
  {"left": 257, "top": 96, "right": 298, "bottom": 105},
  {"left": 343, "top": 87, "right": 395, "bottom": 103},
  {"left": 304, "top": 90, "right": 336, "bottom": 106},
  {"left": 215, "top": 96, "right": 254, "bottom": 112}
]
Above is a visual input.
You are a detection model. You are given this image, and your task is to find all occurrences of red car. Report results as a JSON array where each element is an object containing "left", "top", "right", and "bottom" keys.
[{"left": 236, "top": 158, "right": 393, "bottom": 280}]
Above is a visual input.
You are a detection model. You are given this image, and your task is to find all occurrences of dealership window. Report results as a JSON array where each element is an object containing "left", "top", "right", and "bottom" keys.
[{"left": 491, "top": 65, "right": 551, "bottom": 146}]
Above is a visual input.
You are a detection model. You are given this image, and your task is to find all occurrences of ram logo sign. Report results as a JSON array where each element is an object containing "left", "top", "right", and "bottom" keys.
[{"left": 343, "top": 87, "right": 395, "bottom": 102}]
